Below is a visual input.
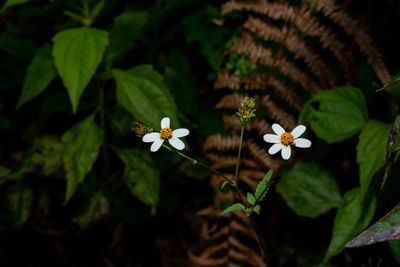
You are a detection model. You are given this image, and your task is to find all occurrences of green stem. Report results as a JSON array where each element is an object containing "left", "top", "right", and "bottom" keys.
[
  {"left": 162, "top": 144, "right": 233, "bottom": 184},
  {"left": 234, "top": 125, "right": 245, "bottom": 186}
]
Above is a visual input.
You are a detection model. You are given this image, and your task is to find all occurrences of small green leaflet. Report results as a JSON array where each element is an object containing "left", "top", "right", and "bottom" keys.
[
  {"left": 17, "top": 43, "right": 57, "bottom": 109},
  {"left": 62, "top": 115, "right": 101, "bottom": 204},
  {"left": 220, "top": 203, "right": 246, "bottom": 215},
  {"left": 357, "top": 120, "right": 391, "bottom": 197},
  {"left": 346, "top": 202, "right": 400, "bottom": 247},
  {"left": 255, "top": 169, "right": 272, "bottom": 202},
  {"left": 253, "top": 204, "right": 261, "bottom": 215},
  {"left": 247, "top": 193, "right": 256, "bottom": 205},
  {"left": 53, "top": 27, "right": 109, "bottom": 113}
]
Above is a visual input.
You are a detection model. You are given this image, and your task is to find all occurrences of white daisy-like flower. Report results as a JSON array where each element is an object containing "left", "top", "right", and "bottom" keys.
[
  {"left": 142, "top": 117, "right": 189, "bottom": 152},
  {"left": 263, "top": 123, "right": 311, "bottom": 160}
]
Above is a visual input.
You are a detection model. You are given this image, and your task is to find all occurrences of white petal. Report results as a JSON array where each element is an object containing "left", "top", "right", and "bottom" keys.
[
  {"left": 268, "top": 143, "right": 283, "bottom": 155},
  {"left": 281, "top": 146, "right": 291, "bottom": 160},
  {"left": 150, "top": 138, "right": 164, "bottom": 152},
  {"left": 173, "top": 128, "right": 189, "bottom": 138},
  {"left": 142, "top": 132, "right": 159, "bottom": 143},
  {"left": 272, "top": 123, "right": 285, "bottom": 136},
  {"left": 263, "top": 134, "right": 281, "bottom": 143},
  {"left": 168, "top": 137, "right": 185, "bottom": 150},
  {"left": 294, "top": 138, "right": 312, "bottom": 148},
  {"left": 161, "top": 117, "right": 170, "bottom": 129},
  {"left": 291, "top": 125, "right": 306, "bottom": 138}
]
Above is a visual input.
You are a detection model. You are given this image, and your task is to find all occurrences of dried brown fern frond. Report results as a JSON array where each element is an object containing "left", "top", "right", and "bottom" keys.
[{"left": 190, "top": 1, "right": 392, "bottom": 266}]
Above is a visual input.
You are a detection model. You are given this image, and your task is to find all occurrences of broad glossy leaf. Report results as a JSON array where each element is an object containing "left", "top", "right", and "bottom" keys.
[
  {"left": 276, "top": 162, "right": 342, "bottom": 218},
  {"left": 255, "top": 169, "right": 272, "bottom": 202},
  {"left": 346, "top": 202, "right": 400, "bottom": 247},
  {"left": 72, "top": 192, "right": 109, "bottom": 228},
  {"left": 105, "top": 11, "right": 148, "bottom": 64},
  {"left": 357, "top": 120, "right": 391, "bottom": 197},
  {"left": 307, "top": 86, "right": 368, "bottom": 143},
  {"left": 17, "top": 44, "right": 57, "bottom": 109},
  {"left": 116, "top": 148, "right": 159, "bottom": 206},
  {"left": 26, "top": 135, "right": 64, "bottom": 176},
  {"left": 220, "top": 203, "right": 246, "bottom": 215},
  {"left": 8, "top": 187, "right": 33, "bottom": 228},
  {"left": 113, "top": 65, "right": 178, "bottom": 129},
  {"left": 1, "top": 0, "right": 31, "bottom": 13},
  {"left": 326, "top": 188, "right": 376, "bottom": 259},
  {"left": 53, "top": 27, "right": 109, "bottom": 113},
  {"left": 62, "top": 116, "right": 101, "bottom": 203}
]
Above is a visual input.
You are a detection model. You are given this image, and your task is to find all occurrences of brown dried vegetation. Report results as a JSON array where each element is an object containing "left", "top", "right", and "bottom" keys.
[{"left": 189, "top": 0, "right": 391, "bottom": 266}]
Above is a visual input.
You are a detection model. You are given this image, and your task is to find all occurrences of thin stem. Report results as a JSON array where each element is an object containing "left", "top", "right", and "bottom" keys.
[
  {"left": 162, "top": 144, "right": 233, "bottom": 184},
  {"left": 234, "top": 125, "right": 245, "bottom": 186}
]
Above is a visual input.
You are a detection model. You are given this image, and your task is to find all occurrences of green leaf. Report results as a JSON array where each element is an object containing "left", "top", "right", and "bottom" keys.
[
  {"left": 113, "top": 65, "right": 178, "bottom": 129},
  {"left": 8, "top": 187, "right": 33, "bottom": 228},
  {"left": 116, "top": 148, "right": 160, "bottom": 206},
  {"left": 72, "top": 192, "right": 109, "bottom": 228},
  {"left": 253, "top": 204, "right": 261, "bottom": 215},
  {"left": 220, "top": 203, "right": 246, "bottom": 215},
  {"left": 26, "top": 135, "right": 64, "bottom": 176},
  {"left": 276, "top": 162, "right": 342, "bottom": 218},
  {"left": 221, "top": 181, "right": 228, "bottom": 190},
  {"left": 1, "top": 0, "right": 32, "bottom": 13},
  {"left": 306, "top": 86, "right": 368, "bottom": 143},
  {"left": 17, "top": 44, "right": 57, "bottom": 109},
  {"left": 346, "top": 202, "right": 400, "bottom": 247},
  {"left": 62, "top": 116, "right": 101, "bottom": 204},
  {"left": 247, "top": 193, "right": 256, "bottom": 205},
  {"left": 389, "top": 240, "right": 400, "bottom": 264},
  {"left": 357, "top": 120, "right": 391, "bottom": 197},
  {"left": 326, "top": 188, "right": 376, "bottom": 260},
  {"left": 105, "top": 11, "right": 148, "bottom": 64},
  {"left": 52, "top": 27, "right": 109, "bottom": 113},
  {"left": 255, "top": 169, "right": 272, "bottom": 202}
]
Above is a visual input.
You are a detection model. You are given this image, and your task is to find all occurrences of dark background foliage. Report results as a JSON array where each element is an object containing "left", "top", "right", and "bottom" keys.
[{"left": 0, "top": 0, "right": 399, "bottom": 266}]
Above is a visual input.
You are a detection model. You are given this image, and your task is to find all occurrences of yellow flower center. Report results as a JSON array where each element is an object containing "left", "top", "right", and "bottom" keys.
[
  {"left": 160, "top": 127, "right": 172, "bottom": 139},
  {"left": 281, "top": 132, "right": 295, "bottom": 146}
]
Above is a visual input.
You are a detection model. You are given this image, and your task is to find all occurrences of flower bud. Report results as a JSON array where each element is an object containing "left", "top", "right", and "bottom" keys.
[
  {"left": 236, "top": 97, "right": 256, "bottom": 125},
  {"left": 131, "top": 122, "right": 153, "bottom": 137}
]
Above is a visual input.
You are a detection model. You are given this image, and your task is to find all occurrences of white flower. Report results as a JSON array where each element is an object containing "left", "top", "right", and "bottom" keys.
[
  {"left": 142, "top": 117, "right": 189, "bottom": 152},
  {"left": 263, "top": 123, "right": 311, "bottom": 160}
]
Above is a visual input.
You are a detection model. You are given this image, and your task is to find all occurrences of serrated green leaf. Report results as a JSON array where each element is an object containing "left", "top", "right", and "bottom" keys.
[
  {"left": 276, "top": 162, "right": 342, "bottom": 218},
  {"left": 116, "top": 148, "right": 160, "bottom": 206},
  {"left": 306, "top": 86, "right": 368, "bottom": 143},
  {"left": 1, "top": 0, "right": 32, "bottom": 13},
  {"left": 17, "top": 44, "right": 57, "bottom": 109},
  {"left": 255, "top": 169, "right": 272, "bottom": 201},
  {"left": 113, "top": 65, "right": 178, "bottom": 129},
  {"left": 62, "top": 116, "right": 101, "bottom": 204},
  {"left": 52, "top": 27, "right": 109, "bottom": 113},
  {"left": 346, "top": 202, "right": 400, "bottom": 247},
  {"left": 8, "top": 187, "right": 33, "bottom": 228},
  {"left": 105, "top": 11, "right": 148, "bottom": 64},
  {"left": 247, "top": 193, "right": 256, "bottom": 205},
  {"left": 357, "top": 120, "right": 391, "bottom": 197},
  {"left": 253, "top": 204, "right": 261, "bottom": 215},
  {"left": 220, "top": 203, "right": 246, "bottom": 215},
  {"left": 326, "top": 188, "right": 376, "bottom": 260},
  {"left": 26, "top": 135, "right": 64, "bottom": 176},
  {"left": 72, "top": 192, "right": 109, "bottom": 228}
]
